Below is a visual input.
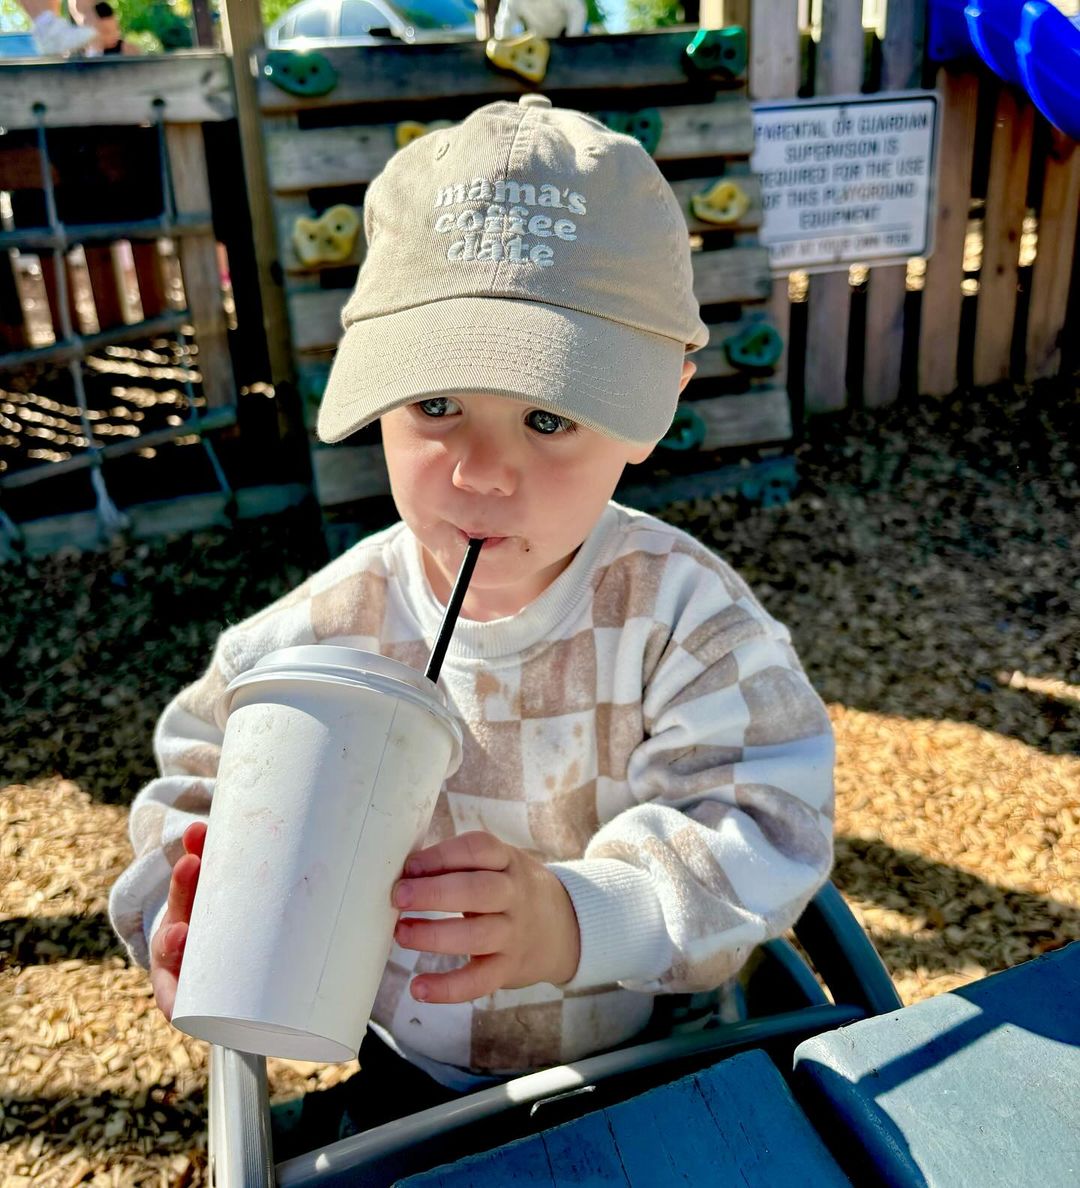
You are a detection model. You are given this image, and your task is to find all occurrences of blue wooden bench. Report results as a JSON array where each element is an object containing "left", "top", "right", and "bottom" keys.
[
  {"left": 792, "top": 941, "right": 1080, "bottom": 1186},
  {"left": 396, "top": 1048, "right": 850, "bottom": 1187}
]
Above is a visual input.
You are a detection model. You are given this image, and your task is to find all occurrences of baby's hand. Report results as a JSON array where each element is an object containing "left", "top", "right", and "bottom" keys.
[
  {"left": 392, "top": 831, "right": 581, "bottom": 1004},
  {"left": 149, "top": 821, "right": 207, "bottom": 1021}
]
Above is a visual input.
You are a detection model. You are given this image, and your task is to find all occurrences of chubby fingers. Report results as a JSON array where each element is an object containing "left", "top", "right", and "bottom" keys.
[
  {"left": 410, "top": 955, "right": 510, "bottom": 1004},
  {"left": 403, "top": 831, "right": 510, "bottom": 878},
  {"left": 394, "top": 868, "right": 509, "bottom": 914},
  {"left": 167, "top": 851, "right": 202, "bottom": 926},
  {"left": 182, "top": 820, "right": 207, "bottom": 858},
  {"left": 395, "top": 911, "right": 513, "bottom": 956}
]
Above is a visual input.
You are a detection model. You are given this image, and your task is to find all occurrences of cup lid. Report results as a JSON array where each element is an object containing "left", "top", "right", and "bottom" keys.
[{"left": 216, "top": 645, "right": 463, "bottom": 770}]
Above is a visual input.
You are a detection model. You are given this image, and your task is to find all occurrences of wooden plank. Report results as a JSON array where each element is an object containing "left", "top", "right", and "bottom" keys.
[
  {"left": 131, "top": 241, "right": 169, "bottom": 320},
  {"left": 813, "top": 0, "right": 864, "bottom": 95},
  {"left": 918, "top": 66, "right": 978, "bottom": 397},
  {"left": 693, "top": 244, "right": 773, "bottom": 304},
  {"left": 690, "top": 1053, "right": 851, "bottom": 1184},
  {"left": 750, "top": 0, "right": 801, "bottom": 100},
  {"left": 314, "top": 443, "right": 389, "bottom": 506},
  {"left": 0, "top": 250, "right": 27, "bottom": 353},
  {"left": 693, "top": 388, "right": 793, "bottom": 447},
  {"left": 803, "top": 0, "right": 863, "bottom": 414},
  {"left": 166, "top": 124, "right": 236, "bottom": 410},
  {"left": 220, "top": 0, "right": 298, "bottom": 395},
  {"left": 289, "top": 247, "right": 772, "bottom": 353},
  {"left": 972, "top": 85, "right": 1033, "bottom": 389},
  {"left": 0, "top": 55, "right": 234, "bottom": 131},
  {"left": 750, "top": 0, "right": 802, "bottom": 397},
  {"left": 288, "top": 288, "right": 348, "bottom": 355},
  {"left": 10, "top": 484, "right": 309, "bottom": 556},
  {"left": 1025, "top": 127, "right": 1080, "bottom": 381},
  {"left": 264, "top": 99, "right": 755, "bottom": 195},
  {"left": 256, "top": 33, "right": 736, "bottom": 114},
  {"left": 862, "top": 0, "right": 924, "bottom": 408},
  {"left": 82, "top": 243, "right": 126, "bottom": 333}
]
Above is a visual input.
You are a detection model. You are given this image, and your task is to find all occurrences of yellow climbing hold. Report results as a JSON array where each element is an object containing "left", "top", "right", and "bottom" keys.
[
  {"left": 395, "top": 119, "right": 454, "bottom": 149},
  {"left": 690, "top": 180, "right": 751, "bottom": 226},
  {"left": 292, "top": 204, "right": 361, "bottom": 267},
  {"left": 485, "top": 34, "right": 551, "bottom": 84}
]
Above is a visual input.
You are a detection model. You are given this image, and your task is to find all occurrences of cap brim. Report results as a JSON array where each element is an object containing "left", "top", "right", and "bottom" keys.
[{"left": 316, "top": 297, "right": 687, "bottom": 446}]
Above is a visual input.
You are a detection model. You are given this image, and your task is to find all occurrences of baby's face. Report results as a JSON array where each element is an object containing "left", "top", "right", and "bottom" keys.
[{"left": 380, "top": 393, "right": 653, "bottom": 620}]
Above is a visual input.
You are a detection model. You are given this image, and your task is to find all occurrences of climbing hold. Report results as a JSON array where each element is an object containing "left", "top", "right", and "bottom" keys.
[
  {"left": 485, "top": 34, "right": 551, "bottom": 83},
  {"left": 264, "top": 50, "right": 339, "bottom": 98},
  {"left": 597, "top": 108, "right": 663, "bottom": 156},
  {"left": 740, "top": 458, "right": 797, "bottom": 507},
  {"left": 292, "top": 204, "right": 361, "bottom": 267},
  {"left": 683, "top": 27, "right": 748, "bottom": 79},
  {"left": 395, "top": 119, "right": 454, "bottom": 149},
  {"left": 723, "top": 323, "right": 783, "bottom": 372},
  {"left": 658, "top": 405, "right": 707, "bottom": 452},
  {"left": 690, "top": 179, "right": 750, "bottom": 225}
]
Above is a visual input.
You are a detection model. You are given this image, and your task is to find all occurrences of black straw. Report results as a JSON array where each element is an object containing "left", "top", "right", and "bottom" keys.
[{"left": 425, "top": 537, "right": 483, "bottom": 683}]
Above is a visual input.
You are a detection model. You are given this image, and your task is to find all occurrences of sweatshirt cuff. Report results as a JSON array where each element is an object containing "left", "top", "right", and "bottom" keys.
[{"left": 548, "top": 859, "right": 669, "bottom": 991}]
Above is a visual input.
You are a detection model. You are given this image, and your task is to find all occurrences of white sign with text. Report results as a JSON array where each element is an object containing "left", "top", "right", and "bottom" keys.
[{"left": 751, "top": 92, "right": 939, "bottom": 273}]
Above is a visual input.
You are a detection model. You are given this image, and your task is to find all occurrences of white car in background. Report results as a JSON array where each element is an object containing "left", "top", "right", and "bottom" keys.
[{"left": 266, "top": 0, "right": 479, "bottom": 46}]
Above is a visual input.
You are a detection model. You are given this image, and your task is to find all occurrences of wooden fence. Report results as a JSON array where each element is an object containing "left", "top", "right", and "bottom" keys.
[{"left": 737, "top": 0, "right": 1079, "bottom": 412}]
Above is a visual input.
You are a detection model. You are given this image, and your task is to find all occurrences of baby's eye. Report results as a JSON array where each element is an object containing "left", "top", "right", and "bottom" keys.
[
  {"left": 526, "top": 409, "right": 576, "bottom": 435},
  {"left": 416, "top": 397, "right": 460, "bottom": 417}
]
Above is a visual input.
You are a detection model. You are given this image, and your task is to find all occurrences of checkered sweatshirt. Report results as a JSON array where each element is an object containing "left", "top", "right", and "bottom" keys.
[{"left": 109, "top": 502, "right": 834, "bottom": 1085}]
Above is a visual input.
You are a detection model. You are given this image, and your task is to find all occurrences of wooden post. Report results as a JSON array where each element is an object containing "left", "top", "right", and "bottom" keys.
[
  {"left": 191, "top": 0, "right": 216, "bottom": 47},
  {"left": 0, "top": 250, "right": 27, "bottom": 352},
  {"left": 918, "top": 66, "right": 978, "bottom": 398},
  {"left": 1025, "top": 127, "right": 1080, "bottom": 381},
  {"left": 803, "top": 0, "right": 862, "bottom": 414},
  {"left": 166, "top": 124, "right": 236, "bottom": 409},
  {"left": 972, "top": 85, "right": 1033, "bottom": 388},
  {"left": 81, "top": 242, "right": 126, "bottom": 332},
  {"left": 131, "top": 240, "right": 170, "bottom": 320},
  {"left": 862, "top": 0, "right": 924, "bottom": 407},
  {"left": 749, "top": 0, "right": 800, "bottom": 397},
  {"left": 219, "top": 0, "right": 297, "bottom": 395}
]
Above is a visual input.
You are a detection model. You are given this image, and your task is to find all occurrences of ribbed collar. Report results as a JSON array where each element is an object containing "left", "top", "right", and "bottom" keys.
[{"left": 393, "top": 503, "right": 623, "bottom": 661}]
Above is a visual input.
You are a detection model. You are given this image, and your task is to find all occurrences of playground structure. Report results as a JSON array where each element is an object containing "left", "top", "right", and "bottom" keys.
[
  {"left": 0, "top": 2, "right": 1077, "bottom": 554},
  {"left": 928, "top": 0, "right": 1080, "bottom": 138}
]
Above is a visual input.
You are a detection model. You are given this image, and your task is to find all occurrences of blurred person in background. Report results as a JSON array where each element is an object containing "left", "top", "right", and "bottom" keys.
[{"left": 19, "top": 0, "right": 100, "bottom": 54}]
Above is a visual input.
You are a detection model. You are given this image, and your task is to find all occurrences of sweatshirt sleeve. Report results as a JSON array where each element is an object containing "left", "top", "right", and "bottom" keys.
[
  {"left": 107, "top": 633, "right": 235, "bottom": 969},
  {"left": 550, "top": 561, "right": 835, "bottom": 995}
]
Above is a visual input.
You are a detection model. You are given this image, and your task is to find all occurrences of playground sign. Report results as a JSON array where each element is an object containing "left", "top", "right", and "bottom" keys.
[{"left": 751, "top": 92, "right": 939, "bottom": 273}]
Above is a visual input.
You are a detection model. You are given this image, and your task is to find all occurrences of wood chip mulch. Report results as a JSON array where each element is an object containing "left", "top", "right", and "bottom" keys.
[{"left": 1, "top": 377, "right": 1077, "bottom": 1184}]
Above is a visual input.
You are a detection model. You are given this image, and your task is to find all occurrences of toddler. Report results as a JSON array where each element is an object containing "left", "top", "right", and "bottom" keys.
[{"left": 110, "top": 94, "right": 834, "bottom": 1137}]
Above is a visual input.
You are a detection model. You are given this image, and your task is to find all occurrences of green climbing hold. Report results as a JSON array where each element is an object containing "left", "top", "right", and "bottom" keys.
[
  {"left": 658, "top": 405, "right": 707, "bottom": 452},
  {"left": 723, "top": 323, "right": 783, "bottom": 372},
  {"left": 683, "top": 27, "right": 748, "bottom": 80},
  {"left": 264, "top": 50, "right": 339, "bottom": 98},
  {"left": 596, "top": 108, "right": 663, "bottom": 156}
]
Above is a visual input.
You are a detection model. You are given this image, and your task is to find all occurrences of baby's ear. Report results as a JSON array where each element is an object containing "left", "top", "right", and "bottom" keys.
[
  {"left": 678, "top": 358, "right": 697, "bottom": 395},
  {"left": 626, "top": 439, "right": 657, "bottom": 466}
]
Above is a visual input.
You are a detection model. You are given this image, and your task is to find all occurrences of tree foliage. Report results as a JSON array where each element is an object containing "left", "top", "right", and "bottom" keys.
[{"left": 624, "top": 0, "right": 682, "bottom": 30}]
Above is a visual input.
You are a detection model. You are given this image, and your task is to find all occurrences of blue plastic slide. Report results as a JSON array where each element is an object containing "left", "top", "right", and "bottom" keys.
[{"left": 928, "top": 0, "right": 1080, "bottom": 139}]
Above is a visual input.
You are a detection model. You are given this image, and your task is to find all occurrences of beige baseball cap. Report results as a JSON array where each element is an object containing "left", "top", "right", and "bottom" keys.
[{"left": 317, "top": 93, "right": 708, "bottom": 446}]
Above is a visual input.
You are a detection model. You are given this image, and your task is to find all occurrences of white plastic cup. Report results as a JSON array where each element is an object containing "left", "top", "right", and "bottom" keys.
[{"left": 171, "top": 645, "right": 463, "bottom": 1061}]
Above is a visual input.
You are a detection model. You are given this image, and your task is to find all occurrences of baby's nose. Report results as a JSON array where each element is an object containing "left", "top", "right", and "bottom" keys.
[{"left": 451, "top": 436, "right": 517, "bottom": 496}]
